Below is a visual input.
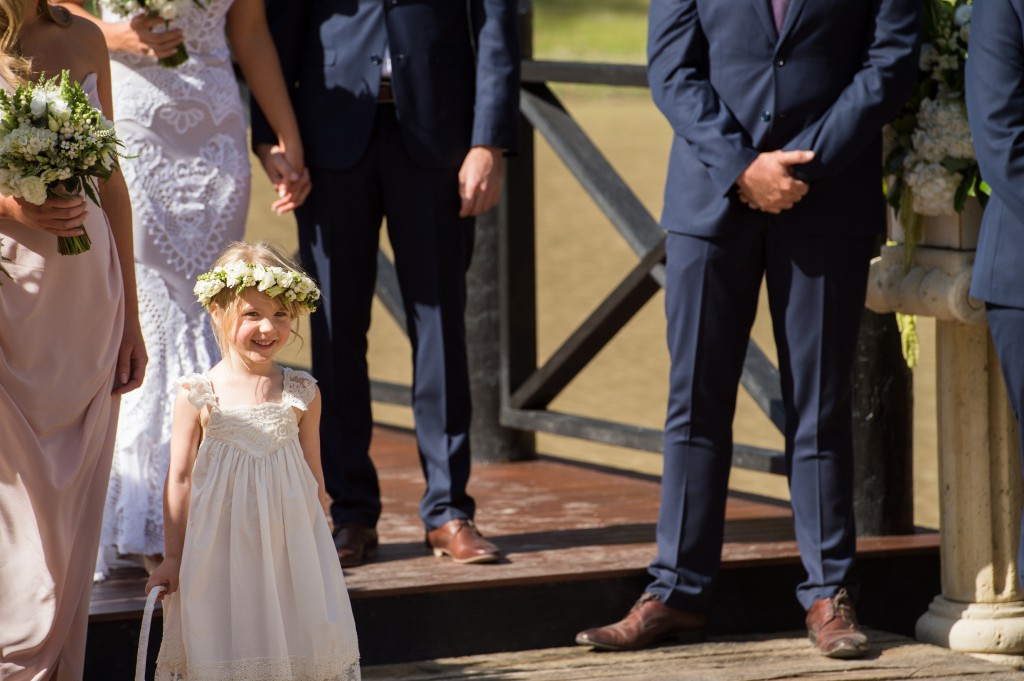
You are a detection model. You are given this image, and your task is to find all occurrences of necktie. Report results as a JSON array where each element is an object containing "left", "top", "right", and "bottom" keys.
[{"left": 772, "top": 0, "right": 790, "bottom": 33}]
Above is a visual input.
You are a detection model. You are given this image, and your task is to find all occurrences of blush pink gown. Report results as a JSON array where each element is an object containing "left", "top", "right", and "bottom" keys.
[{"left": 0, "top": 74, "right": 124, "bottom": 681}]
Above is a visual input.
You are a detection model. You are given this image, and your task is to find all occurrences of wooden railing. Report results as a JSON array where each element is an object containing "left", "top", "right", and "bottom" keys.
[{"left": 367, "top": 9, "right": 913, "bottom": 534}]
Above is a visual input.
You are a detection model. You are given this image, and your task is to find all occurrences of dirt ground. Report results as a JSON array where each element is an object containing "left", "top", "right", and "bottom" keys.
[{"left": 244, "top": 89, "right": 939, "bottom": 529}]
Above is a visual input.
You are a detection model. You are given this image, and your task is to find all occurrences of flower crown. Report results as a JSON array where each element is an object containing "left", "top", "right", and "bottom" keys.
[{"left": 193, "top": 260, "right": 321, "bottom": 314}]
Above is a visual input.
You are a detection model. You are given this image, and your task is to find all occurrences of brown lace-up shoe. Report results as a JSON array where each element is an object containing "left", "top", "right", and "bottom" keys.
[
  {"left": 426, "top": 519, "right": 501, "bottom": 564},
  {"left": 333, "top": 524, "right": 378, "bottom": 568},
  {"left": 805, "top": 588, "right": 869, "bottom": 659},
  {"left": 575, "top": 593, "right": 706, "bottom": 651}
]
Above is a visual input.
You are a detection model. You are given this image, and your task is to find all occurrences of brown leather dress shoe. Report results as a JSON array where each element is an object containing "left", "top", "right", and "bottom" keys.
[
  {"left": 425, "top": 519, "right": 500, "bottom": 564},
  {"left": 806, "top": 588, "right": 869, "bottom": 659},
  {"left": 575, "top": 592, "right": 706, "bottom": 651},
  {"left": 333, "top": 524, "right": 378, "bottom": 568}
]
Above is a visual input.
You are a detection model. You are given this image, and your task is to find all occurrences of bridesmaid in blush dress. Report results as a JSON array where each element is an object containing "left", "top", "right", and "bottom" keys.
[
  {"left": 58, "top": 0, "right": 310, "bottom": 576},
  {"left": 0, "top": 2, "right": 146, "bottom": 679}
]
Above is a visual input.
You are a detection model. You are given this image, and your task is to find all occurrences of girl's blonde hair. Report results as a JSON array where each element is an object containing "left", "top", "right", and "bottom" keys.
[
  {"left": 0, "top": 1, "right": 71, "bottom": 85},
  {"left": 205, "top": 241, "right": 314, "bottom": 358}
]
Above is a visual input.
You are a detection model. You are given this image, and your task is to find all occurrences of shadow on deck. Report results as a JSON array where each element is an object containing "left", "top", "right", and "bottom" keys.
[{"left": 86, "top": 426, "right": 940, "bottom": 678}]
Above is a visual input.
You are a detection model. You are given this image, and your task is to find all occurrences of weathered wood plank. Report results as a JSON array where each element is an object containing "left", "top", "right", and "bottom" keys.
[{"left": 363, "top": 630, "right": 1020, "bottom": 681}]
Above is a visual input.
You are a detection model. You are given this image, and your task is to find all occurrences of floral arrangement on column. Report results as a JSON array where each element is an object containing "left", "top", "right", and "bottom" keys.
[{"left": 882, "top": 0, "right": 984, "bottom": 366}]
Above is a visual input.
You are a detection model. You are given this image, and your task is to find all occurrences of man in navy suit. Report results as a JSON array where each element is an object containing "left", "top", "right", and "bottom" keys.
[
  {"left": 575, "top": 0, "right": 919, "bottom": 657},
  {"left": 966, "top": 0, "right": 1024, "bottom": 590},
  {"left": 251, "top": 0, "right": 520, "bottom": 567}
]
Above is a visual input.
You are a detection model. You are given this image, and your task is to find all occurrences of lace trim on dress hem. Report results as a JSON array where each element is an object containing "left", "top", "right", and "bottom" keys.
[{"left": 155, "top": 652, "right": 361, "bottom": 681}]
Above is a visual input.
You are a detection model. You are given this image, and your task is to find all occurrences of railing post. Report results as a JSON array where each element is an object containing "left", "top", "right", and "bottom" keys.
[
  {"left": 465, "top": 0, "right": 537, "bottom": 463},
  {"left": 852, "top": 236, "right": 915, "bottom": 535}
]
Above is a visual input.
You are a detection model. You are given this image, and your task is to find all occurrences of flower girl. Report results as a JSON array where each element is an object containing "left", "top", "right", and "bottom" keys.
[{"left": 145, "top": 241, "right": 360, "bottom": 681}]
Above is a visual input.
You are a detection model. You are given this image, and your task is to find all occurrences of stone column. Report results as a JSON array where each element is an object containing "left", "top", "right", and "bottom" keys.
[
  {"left": 915, "top": 322, "right": 1024, "bottom": 667},
  {"left": 865, "top": 200, "right": 1024, "bottom": 666}
]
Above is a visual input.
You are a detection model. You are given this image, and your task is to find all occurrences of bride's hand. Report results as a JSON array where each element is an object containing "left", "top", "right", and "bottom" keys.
[
  {"left": 112, "top": 14, "right": 184, "bottom": 59},
  {"left": 256, "top": 143, "right": 312, "bottom": 214},
  {"left": 1, "top": 195, "right": 88, "bottom": 236}
]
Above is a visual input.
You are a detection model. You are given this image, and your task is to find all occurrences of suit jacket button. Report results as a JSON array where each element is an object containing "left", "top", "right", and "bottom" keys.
[
  {"left": 776, "top": 58, "right": 785, "bottom": 67},
  {"left": 370, "top": 55, "right": 383, "bottom": 66},
  {"left": 760, "top": 110, "right": 771, "bottom": 122}
]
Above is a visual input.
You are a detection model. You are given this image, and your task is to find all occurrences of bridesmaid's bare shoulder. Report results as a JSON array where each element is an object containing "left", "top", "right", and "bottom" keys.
[{"left": 26, "top": 9, "right": 107, "bottom": 83}]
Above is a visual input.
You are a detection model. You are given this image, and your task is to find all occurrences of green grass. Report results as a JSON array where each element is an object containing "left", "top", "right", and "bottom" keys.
[{"left": 532, "top": 0, "right": 648, "bottom": 64}]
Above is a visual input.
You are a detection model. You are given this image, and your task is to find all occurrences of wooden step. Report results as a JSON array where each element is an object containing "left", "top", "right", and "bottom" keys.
[{"left": 86, "top": 427, "right": 940, "bottom": 677}]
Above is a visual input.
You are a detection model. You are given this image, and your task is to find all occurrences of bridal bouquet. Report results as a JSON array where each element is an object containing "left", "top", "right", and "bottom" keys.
[
  {"left": 0, "top": 70, "right": 127, "bottom": 255},
  {"left": 100, "top": 0, "right": 205, "bottom": 67}
]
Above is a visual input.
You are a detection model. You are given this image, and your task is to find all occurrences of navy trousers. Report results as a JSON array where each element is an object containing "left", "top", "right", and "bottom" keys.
[
  {"left": 648, "top": 225, "right": 874, "bottom": 612},
  {"left": 984, "top": 303, "right": 1024, "bottom": 589},
  {"left": 295, "top": 104, "right": 476, "bottom": 531}
]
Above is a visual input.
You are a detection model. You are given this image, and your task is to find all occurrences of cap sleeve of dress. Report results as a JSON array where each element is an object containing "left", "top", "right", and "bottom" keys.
[
  {"left": 176, "top": 373, "right": 217, "bottom": 411},
  {"left": 283, "top": 368, "right": 317, "bottom": 411}
]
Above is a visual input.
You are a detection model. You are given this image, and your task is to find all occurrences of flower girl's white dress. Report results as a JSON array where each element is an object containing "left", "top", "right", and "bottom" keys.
[{"left": 155, "top": 368, "right": 360, "bottom": 681}]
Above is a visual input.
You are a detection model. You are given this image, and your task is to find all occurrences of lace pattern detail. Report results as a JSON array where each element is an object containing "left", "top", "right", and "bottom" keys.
[
  {"left": 155, "top": 652, "right": 361, "bottom": 681},
  {"left": 100, "top": 263, "right": 218, "bottom": 559},
  {"left": 110, "top": 56, "right": 243, "bottom": 133},
  {"left": 283, "top": 368, "right": 317, "bottom": 412},
  {"left": 204, "top": 402, "right": 300, "bottom": 457},
  {"left": 120, "top": 131, "right": 249, "bottom": 278}
]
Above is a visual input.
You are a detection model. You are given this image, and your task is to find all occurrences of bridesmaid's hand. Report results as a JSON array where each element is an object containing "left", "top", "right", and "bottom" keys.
[
  {"left": 2, "top": 195, "right": 88, "bottom": 236},
  {"left": 113, "top": 317, "right": 148, "bottom": 395},
  {"left": 112, "top": 14, "right": 184, "bottom": 59},
  {"left": 145, "top": 557, "right": 181, "bottom": 600}
]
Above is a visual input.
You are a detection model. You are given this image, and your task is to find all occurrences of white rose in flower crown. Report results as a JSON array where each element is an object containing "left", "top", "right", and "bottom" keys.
[
  {"left": 16, "top": 175, "right": 48, "bottom": 205},
  {"left": 254, "top": 266, "right": 278, "bottom": 292},
  {"left": 274, "top": 269, "right": 292, "bottom": 289},
  {"left": 223, "top": 261, "right": 249, "bottom": 288}
]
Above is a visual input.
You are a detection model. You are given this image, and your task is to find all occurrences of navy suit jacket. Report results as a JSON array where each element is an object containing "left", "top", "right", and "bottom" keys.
[
  {"left": 649, "top": 0, "right": 919, "bottom": 237},
  {"left": 252, "top": 0, "right": 520, "bottom": 171},
  {"left": 966, "top": 0, "right": 1024, "bottom": 308}
]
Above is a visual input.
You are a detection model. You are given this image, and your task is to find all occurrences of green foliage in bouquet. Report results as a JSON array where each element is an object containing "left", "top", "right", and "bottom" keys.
[{"left": 0, "top": 70, "right": 129, "bottom": 255}]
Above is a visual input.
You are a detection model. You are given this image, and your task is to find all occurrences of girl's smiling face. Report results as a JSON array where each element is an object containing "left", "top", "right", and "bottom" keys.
[{"left": 229, "top": 288, "right": 292, "bottom": 364}]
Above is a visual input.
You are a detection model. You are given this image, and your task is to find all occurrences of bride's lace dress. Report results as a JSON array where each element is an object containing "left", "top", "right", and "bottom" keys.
[{"left": 97, "top": 0, "right": 250, "bottom": 570}]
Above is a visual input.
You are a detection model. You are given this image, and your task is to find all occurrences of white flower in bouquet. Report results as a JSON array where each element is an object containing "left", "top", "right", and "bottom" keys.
[
  {"left": 100, "top": 0, "right": 205, "bottom": 67},
  {"left": 0, "top": 70, "right": 129, "bottom": 255}
]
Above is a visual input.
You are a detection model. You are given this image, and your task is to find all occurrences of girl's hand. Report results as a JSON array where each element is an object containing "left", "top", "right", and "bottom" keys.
[
  {"left": 3, "top": 195, "right": 88, "bottom": 236},
  {"left": 145, "top": 557, "right": 181, "bottom": 600},
  {"left": 113, "top": 14, "right": 184, "bottom": 59},
  {"left": 114, "top": 316, "right": 148, "bottom": 395}
]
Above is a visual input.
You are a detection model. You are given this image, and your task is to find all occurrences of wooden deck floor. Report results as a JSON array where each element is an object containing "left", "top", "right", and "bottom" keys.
[
  {"left": 90, "top": 425, "right": 938, "bottom": 619},
  {"left": 364, "top": 630, "right": 1021, "bottom": 680}
]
